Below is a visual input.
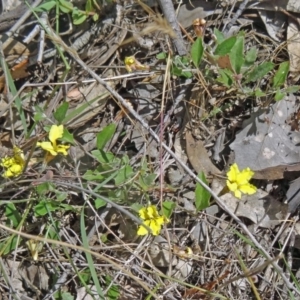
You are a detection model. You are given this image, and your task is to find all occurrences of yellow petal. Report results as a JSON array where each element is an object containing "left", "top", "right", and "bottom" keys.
[
  {"left": 154, "top": 216, "right": 165, "bottom": 227},
  {"left": 137, "top": 224, "right": 148, "bottom": 236},
  {"left": 146, "top": 205, "right": 159, "bottom": 219},
  {"left": 37, "top": 141, "right": 58, "bottom": 156},
  {"left": 239, "top": 183, "right": 257, "bottom": 195},
  {"left": 55, "top": 144, "right": 70, "bottom": 156},
  {"left": 227, "top": 180, "right": 238, "bottom": 192},
  {"left": 1, "top": 157, "right": 14, "bottom": 168},
  {"left": 149, "top": 220, "right": 161, "bottom": 236},
  {"left": 236, "top": 168, "right": 254, "bottom": 185},
  {"left": 234, "top": 189, "right": 242, "bottom": 199},
  {"left": 138, "top": 207, "right": 147, "bottom": 220},
  {"left": 49, "top": 125, "right": 64, "bottom": 144},
  {"left": 227, "top": 163, "right": 239, "bottom": 182}
]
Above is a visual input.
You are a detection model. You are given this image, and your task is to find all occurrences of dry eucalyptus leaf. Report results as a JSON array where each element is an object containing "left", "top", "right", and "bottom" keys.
[
  {"left": 286, "top": 177, "right": 300, "bottom": 213},
  {"left": 230, "top": 96, "right": 300, "bottom": 180},
  {"left": 148, "top": 235, "right": 192, "bottom": 279},
  {"left": 220, "top": 190, "right": 288, "bottom": 228},
  {"left": 287, "top": 17, "right": 300, "bottom": 83},
  {"left": 185, "top": 131, "right": 222, "bottom": 177}
]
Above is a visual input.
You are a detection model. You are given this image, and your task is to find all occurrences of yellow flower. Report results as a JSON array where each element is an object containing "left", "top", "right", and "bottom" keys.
[
  {"left": 124, "top": 56, "right": 149, "bottom": 73},
  {"left": 226, "top": 163, "right": 257, "bottom": 199},
  {"left": 137, "top": 205, "right": 169, "bottom": 236},
  {"left": 37, "top": 125, "right": 69, "bottom": 156},
  {"left": 0, "top": 146, "right": 25, "bottom": 178}
]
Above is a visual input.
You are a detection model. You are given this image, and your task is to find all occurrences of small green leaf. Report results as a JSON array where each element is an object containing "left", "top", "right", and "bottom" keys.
[
  {"left": 62, "top": 128, "right": 74, "bottom": 144},
  {"left": 54, "top": 102, "right": 69, "bottom": 123},
  {"left": 191, "top": 37, "right": 204, "bottom": 67},
  {"left": 214, "top": 28, "right": 225, "bottom": 44},
  {"left": 156, "top": 52, "right": 167, "bottom": 60},
  {"left": 5, "top": 203, "right": 21, "bottom": 227},
  {"left": 162, "top": 201, "right": 175, "bottom": 219},
  {"left": 34, "top": 200, "right": 60, "bottom": 216},
  {"left": 61, "top": 292, "right": 74, "bottom": 300},
  {"left": 92, "top": 13, "right": 99, "bottom": 22},
  {"left": 254, "top": 88, "right": 266, "bottom": 97},
  {"left": 216, "top": 69, "right": 233, "bottom": 87},
  {"left": 96, "top": 124, "right": 117, "bottom": 150},
  {"left": 58, "top": 0, "right": 73, "bottom": 13},
  {"left": 284, "top": 85, "right": 300, "bottom": 93},
  {"left": 229, "top": 35, "right": 244, "bottom": 74},
  {"left": 214, "top": 36, "right": 237, "bottom": 56},
  {"left": 72, "top": 8, "right": 87, "bottom": 25},
  {"left": 274, "top": 90, "right": 286, "bottom": 101},
  {"left": 245, "top": 62, "right": 274, "bottom": 83},
  {"left": 95, "top": 198, "right": 107, "bottom": 209},
  {"left": 245, "top": 47, "right": 257, "bottom": 65},
  {"left": 114, "top": 165, "right": 133, "bottom": 185},
  {"left": 85, "top": 0, "right": 93, "bottom": 12},
  {"left": 35, "top": 0, "right": 56, "bottom": 11},
  {"left": 195, "top": 172, "right": 211, "bottom": 211},
  {"left": 273, "top": 61, "right": 289, "bottom": 88}
]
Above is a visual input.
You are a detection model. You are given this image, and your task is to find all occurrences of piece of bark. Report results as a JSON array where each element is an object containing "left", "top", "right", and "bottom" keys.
[
  {"left": 158, "top": 0, "right": 187, "bottom": 56},
  {"left": 185, "top": 131, "right": 222, "bottom": 176}
]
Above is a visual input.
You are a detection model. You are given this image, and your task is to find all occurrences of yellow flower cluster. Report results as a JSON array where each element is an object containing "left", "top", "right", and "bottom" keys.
[
  {"left": 137, "top": 205, "right": 169, "bottom": 236},
  {"left": 124, "top": 56, "right": 149, "bottom": 73},
  {"left": 0, "top": 146, "right": 25, "bottom": 178},
  {"left": 1, "top": 125, "right": 70, "bottom": 178},
  {"left": 37, "top": 125, "right": 69, "bottom": 156},
  {"left": 226, "top": 163, "right": 257, "bottom": 199}
]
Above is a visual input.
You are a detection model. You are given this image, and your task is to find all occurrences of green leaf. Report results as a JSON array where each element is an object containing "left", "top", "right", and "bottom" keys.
[
  {"left": 92, "top": 149, "right": 115, "bottom": 163},
  {"left": 92, "top": 13, "right": 99, "bottom": 22},
  {"left": 95, "top": 198, "right": 107, "bottom": 209},
  {"left": 85, "top": 0, "right": 93, "bottom": 12},
  {"left": 214, "top": 28, "right": 225, "bottom": 44},
  {"left": 36, "top": 182, "right": 55, "bottom": 195},
  {"left": 245, "top": 62, "right": 274, "bottom": 83},
  {"left": 83, "top": 170, "right": 104, "bottom": 181},
  {"left": 214, "top": 36, "right": 237, "bottom": 56},
  {"left": 195, "top": 172, "right": 211, "bottom": 211},
  {"left": 58, "top": 0, "right": 73, "bottom": 13},
  {"left": 106, "top": 275, "right": 120, "bottom": 300},
  {"left": 274, "top": 90, "right": 286, "bottom": 101},
  {"left": 0, "top": 236, "right": 20, "bottom": 256},
  {"left": 216, "top": 69, "right": 233, "bottom": 87},
  {"left": 229, "top": 35, "right": 244, "bottom": 74},
  {"left": 61, "top": 292, "right": 74, "bottom": 300},
  {"left": 162, "top": 201, "right": 175, "bottom": 219},
  {"left": 254, "top": 89, "right": 266, "bottom": 97},
  {"left": 96, "top": 124, "right": 117, "bottom": 150},
  {"left": 5, "top": 203, "right": 21, "bottom": 227},
  {"left": 156, "top": 52, "right": 167, "bottom": 60},
  {"left": 273, "top": 61, "right": 290, "bottom": 88},
  {"left": 35, "top": 0, "right": 56, "bottom": 11},
  {"left": 72, "top": 8, "right": 87, "bottom": 25},
  {"left": 62, "top": 128, "right": 74, "bottom": 144},
  {"left": 191, "top": 37, "right": 204, "bottom": 67},
  {"left": 54, "top": 102, "right": 69, "bottom": 123},
  {"left": 114, "top": 165, "right": 133, "bottom": 185},
  {"left": 34, "top": 200, "right": 60, "bottom": 216},
  {"left": 245, "top": 47, "right": 257, "bottom": 65},
  {"left": 284, "top": 85, "right": 300, "bottom": 93}
]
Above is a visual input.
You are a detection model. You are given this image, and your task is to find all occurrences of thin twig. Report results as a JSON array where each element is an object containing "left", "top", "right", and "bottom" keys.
[
  {"left": 223, "top": 0, "right": 249, "bottom": 34},
  {"left": 157, "top": 0, "right": 187, "bottom": 55}
]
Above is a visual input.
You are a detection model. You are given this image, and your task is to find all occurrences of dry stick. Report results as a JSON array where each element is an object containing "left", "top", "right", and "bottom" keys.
[
  {"left": 6, "top": 0, "right": 42, "bottom": 37},
  {"left": 44, "top": 27, "right": 299, "bottom": 296},
  {"left": 157, "top": 0, "right": 187, "bottom": 56},
  {"left": 223, "top": 0, "right": 249, "bottom": 34}
]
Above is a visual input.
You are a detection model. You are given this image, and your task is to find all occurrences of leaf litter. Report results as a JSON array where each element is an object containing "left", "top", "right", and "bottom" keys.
[{"left": 0, "top": 0, "right": 300, "bottom": 299}]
